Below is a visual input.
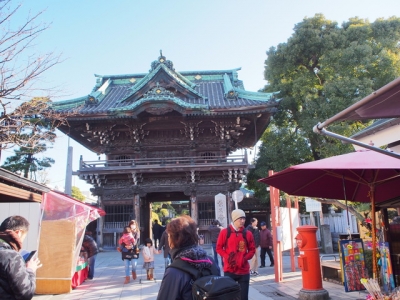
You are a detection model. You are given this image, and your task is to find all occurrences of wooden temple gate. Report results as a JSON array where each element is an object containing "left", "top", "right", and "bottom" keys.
[{"left": 54, "top": 53, "right": 278, "bottom": 247}]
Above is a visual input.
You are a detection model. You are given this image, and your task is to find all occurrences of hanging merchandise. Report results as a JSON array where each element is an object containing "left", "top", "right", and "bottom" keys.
[
  {"left": 379, "top": 242, "right": 395, "bottom": 294},
  {"left": 339, "top": 239, "right": 368, "bottom": 292}
]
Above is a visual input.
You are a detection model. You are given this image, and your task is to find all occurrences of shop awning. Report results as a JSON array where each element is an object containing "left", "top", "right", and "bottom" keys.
[{"left": 42, "top": 190, "right": 105, "bottom": 221}]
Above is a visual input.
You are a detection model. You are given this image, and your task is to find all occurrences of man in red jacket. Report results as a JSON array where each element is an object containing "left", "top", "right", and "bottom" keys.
[{"left": 216, "top": 209, "right": 256, "bottom": 300}]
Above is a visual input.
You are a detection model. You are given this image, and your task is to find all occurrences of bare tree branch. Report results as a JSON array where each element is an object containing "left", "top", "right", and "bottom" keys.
[{"left": 0, "top": 1, "right": 74, "bottom": 151}]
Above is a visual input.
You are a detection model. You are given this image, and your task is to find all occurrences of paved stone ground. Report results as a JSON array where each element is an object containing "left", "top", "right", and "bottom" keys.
[{"left": 32, "top": 250, "right": 369, "bottom": 300}]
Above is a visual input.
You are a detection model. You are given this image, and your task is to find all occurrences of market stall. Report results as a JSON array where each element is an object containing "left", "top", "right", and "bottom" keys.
[{"left": 35, "top": 191, "right": 104, "bottom": 294}]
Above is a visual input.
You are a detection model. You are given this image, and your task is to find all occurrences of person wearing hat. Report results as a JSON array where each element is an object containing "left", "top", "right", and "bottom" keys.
[
  {"left": 216, "top": 209, "right": 256, "bottom": 300},
  {"left": 259, "top": 221, "right": 274, "bottom": 267}
]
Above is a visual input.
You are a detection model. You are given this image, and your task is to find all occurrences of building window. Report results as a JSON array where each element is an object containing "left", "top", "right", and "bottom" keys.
[
  {"left": 104, "top": 205, "right": 133, "bottom": 223},
  {"left": 198, "top": 202, "right": 215, "bottom": 220},
  {"left": 115, "top": 155, "right": 130, "bottom": 162},
  {"left": 201, "top": 152, "right": 216, "bottom": 160}
]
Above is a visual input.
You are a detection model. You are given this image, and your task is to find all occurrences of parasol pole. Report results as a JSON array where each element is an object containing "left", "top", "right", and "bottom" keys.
[
  {"left": 342, "top": 176, "right": 352, "bottom": 239},
  {"left": 371, "top": 185, "right": 378, "bottom": 279}
]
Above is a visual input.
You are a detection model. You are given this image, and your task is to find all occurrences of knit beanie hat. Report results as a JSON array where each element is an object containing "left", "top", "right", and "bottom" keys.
[{"left": 231, "top": 209, "right": 245, "bottom": 222}]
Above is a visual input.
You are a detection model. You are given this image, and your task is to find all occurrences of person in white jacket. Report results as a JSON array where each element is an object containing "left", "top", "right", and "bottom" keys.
[{"left": 142, "top": 238, "right": 160, "bottom": 280}]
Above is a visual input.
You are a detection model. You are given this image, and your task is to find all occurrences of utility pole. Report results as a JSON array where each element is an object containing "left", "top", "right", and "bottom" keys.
[{"left": 65, "top": 139, "right": 73, "bottom": 195}]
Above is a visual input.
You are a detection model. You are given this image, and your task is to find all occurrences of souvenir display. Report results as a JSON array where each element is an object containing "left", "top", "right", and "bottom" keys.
[{"left": 339, "top": 238, "right": 368, "bottom": 292}]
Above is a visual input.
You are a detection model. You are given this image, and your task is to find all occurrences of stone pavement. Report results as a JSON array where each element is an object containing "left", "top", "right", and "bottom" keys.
[{"left": 32, "top": 250, "right": 369, "bottom": 300}]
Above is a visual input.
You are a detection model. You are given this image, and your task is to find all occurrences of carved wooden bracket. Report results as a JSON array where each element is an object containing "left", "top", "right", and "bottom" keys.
[{"left": 180, "top": 121, "right": 203, "bottom": 141}]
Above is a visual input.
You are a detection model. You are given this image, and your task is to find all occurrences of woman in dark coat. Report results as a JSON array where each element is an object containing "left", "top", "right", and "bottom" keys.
[
  {"left": 157, "top": 229, "right": 171, "bottom": 268},
  {"left": 157, "top": 215, "right": 219, "bottom": 300},
  {"left": 82, "top": 231, "right": 99, "bottom": 280}
]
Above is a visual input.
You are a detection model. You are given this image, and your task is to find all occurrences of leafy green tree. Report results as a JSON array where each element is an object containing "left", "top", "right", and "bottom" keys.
[
  {"left": 71, "top": 186, "right": 86, "bottom": 202},
  {"left": 1, "top": 142, "right": 54, "bottom": 180},
  {"left": 152, "top": 202, "right": 176, "bottom": 222},
  {"left": 248, "top": 14, "right": 400, "bottom": 206}
]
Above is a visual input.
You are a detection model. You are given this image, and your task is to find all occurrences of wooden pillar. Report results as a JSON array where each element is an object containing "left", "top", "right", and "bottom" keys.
[
  {"left": 286, "top": 195, "right": 296, "bottom": 272},
  {"left": 97, "top": 196, "right": 104, "bottom": 248},
  {"left": 228, "top": 192, "right": 235, "bottom": 222},
  {"left": 269, "top": 170, "right": 283, "bottom": 282},
  {"left": 134, "top": 194, "right": 141, "bottom": 227},
  {"left": 146, "top": 201, "right": 152, "bottom": 245},
  {"left": 191, "top": 194, "right": 198, "bottom": 224}
]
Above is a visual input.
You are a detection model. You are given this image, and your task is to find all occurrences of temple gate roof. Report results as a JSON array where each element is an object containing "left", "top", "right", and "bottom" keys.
[{"left": 52, "top": 53, "right": 279, "bottom": 118}]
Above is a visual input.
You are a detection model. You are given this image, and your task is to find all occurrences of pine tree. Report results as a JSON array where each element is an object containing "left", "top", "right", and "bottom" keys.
[{"left": 2, "top": 141, "right": 54, "bottom": 181}]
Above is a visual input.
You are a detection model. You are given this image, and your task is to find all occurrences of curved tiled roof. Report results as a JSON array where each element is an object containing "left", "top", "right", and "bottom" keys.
[{"left": 52, "top": 55, "right": 279, "bottom": 116}]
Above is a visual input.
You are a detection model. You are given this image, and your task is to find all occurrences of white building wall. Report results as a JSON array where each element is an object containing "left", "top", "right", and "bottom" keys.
[{"left": 0, "top": 202, "right": 42, "bottom": 251}]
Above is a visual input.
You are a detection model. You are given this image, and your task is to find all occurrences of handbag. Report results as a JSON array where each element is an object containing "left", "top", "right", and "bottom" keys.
[{"left": 121, "top": 247, "right": 135, "bottom": 260}]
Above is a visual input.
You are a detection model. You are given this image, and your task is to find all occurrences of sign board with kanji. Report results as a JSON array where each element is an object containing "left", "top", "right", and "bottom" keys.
[{"left": 305, "top": 198, "right": 321, "bottom": 212}]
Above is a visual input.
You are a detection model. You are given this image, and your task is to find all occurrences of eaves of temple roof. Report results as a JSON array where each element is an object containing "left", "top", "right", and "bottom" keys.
[{"left": 51, "top": 54, "right": 279, "bottom": 117}]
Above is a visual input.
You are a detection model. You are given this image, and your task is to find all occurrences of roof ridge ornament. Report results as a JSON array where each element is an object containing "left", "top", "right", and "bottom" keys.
[
  {"left": 150, "top": 50, "right": 174, "bottom": 71},
  {"left": 223, "top": 73, "right": 238, "bottom": 100},
  {"left": 142, "top": 82, "right": 175, "bottom": 100}
]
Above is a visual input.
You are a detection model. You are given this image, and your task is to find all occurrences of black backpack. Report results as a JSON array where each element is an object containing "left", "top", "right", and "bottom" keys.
[
  {"left": 169, "top": 258, "right": 241, "bottom": 300},
  {"left": 226, "top": 226, "right": 248, "bottom": 246}
]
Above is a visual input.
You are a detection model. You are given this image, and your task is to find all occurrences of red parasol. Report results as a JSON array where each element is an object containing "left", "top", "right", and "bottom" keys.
[{"left": 259, "top": 149, "right": 400, "bottom": 278}]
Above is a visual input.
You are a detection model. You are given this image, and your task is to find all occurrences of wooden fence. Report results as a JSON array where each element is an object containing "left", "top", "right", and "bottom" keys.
[{"left": 300, "top": 210, "right": 359, "bottom": 248}]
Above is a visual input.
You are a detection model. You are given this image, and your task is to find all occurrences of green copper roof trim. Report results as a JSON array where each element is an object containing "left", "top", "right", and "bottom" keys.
[
  {"left": 236, "top": 90, "right": 280, "bottom": 101},
  {"left": 94, "top": 68, "right": 241, "bottom": 79},
  {"left": 118, "top": 63, "right": 204, "bottom": 104},
  {"left": 93, "top": 68, "right": 242, "bottom": 88},
  {"left": 88, "top": 78, "right": 111, "bottom": 104},
  {"left": 51, "top": 96, "right": 87, "bottom": 110},
  {"left": 180, "top": 68, "right": 241, "bottom": 76},
  {"left": 221, "top": 73, "right": 278, "bottom": 101},
  {"left": 110, "top": 95, "right": 208, "bottom": 112},
  {"left": 223, "top": 73, "right": 237, "bottom": 99}
]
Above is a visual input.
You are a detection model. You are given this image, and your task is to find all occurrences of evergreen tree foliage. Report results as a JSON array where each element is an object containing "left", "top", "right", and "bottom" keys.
[
  {"left": 248, "top": 14, "right": 400, "bottom": 200},
  {"left": 1, "top": 141, "right": 54, "bottom": 180}
]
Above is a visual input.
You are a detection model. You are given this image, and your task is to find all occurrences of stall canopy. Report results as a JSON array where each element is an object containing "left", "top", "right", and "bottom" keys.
[
  {"left": 42, "top": 190, "right": 105, "bottom": 221},
  {"left": 36, "top": 191, "right": 104, "bottom": 294},
  {"left": 314, "top": 77, "right": 400, "bottom": 159}
]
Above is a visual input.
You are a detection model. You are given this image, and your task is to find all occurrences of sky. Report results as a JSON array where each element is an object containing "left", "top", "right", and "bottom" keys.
[{"left": 1, "top": 0, "right": 399, "bottom": 192}]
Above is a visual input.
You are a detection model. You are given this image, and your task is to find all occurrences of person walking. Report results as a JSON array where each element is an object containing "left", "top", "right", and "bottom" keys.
[
  {"left": 207, "top": 219, "right": 223, "bottom": 273},
  {"left": 246, "top": 218, "right": 260, "bottom": 276},
  {"left": 152, "top": 220, "right": 163, "bottom": 248},
  {"left": 118, "top": 226, "right": 136, "bottom": 284},
  {"left": 216, "top": 209, "right": 256, "bottom": 300},
  {"left": 82, "top": 231, "right": 99, "bottom": 280},
  {"left": 259, "top": 221, "right": 274, "bottom": 267},
  {"left": 142, "top": 238, "right": 159, "bottom": 280},
  {"left": 157, "top": 229, "right": 171, "bottom": 268},
  {"left": 128, "top": 219, "right": 140, "bottom": 280},
  {"left": 0, "top": 215, "right": 42, "bottom": 299}
]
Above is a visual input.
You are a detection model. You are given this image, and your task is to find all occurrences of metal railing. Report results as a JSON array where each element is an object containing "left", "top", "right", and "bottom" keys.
[
  {"left": 80, "top": 154, "right": 247, "bottom": 169},
  {"left": 198, "top": 219, "right": 214, "bottom": 227},
  {"left": 104, "top": 222, "right": 125, "bottom": 230}
]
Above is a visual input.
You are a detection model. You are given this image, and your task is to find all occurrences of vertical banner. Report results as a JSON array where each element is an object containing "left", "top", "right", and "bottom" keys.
[
  {"left": 279, "top": 207, "right": 299, "bottom": 251},
  {"left": 214, "top": 193, "right": 227, "bottom": 227},
  {"left": 379, "top": 242, "right": 395, "bottom": 293},
  {"left": 339, "top": 239, "right": 367, "bottom": 292}
]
